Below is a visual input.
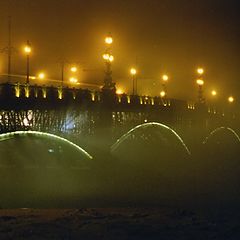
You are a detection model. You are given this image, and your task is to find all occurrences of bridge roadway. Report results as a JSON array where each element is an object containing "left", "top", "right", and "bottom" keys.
[{"left": 0, "top": 82, "right": 238, "bottom": 143}]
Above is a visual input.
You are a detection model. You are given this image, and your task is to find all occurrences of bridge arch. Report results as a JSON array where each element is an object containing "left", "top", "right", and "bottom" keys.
[
  {"left": 0, "top": 130, "right": 93, "bottom": 160},
  {"left": 111, "top": 122, "right": 190, "bottom": 155},
  {"left": 203, "top": 127, "right": 240, "bottom": 145}
]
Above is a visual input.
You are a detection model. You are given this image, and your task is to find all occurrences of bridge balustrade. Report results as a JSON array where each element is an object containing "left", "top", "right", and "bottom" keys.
[{"left": 0, "top": 82, "right": 238, "bottom": 135}]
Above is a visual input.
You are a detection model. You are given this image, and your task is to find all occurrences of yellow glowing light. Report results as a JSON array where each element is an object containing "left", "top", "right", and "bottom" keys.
[
  {"left": 91, "top": 92, "right": 95, "bottom": 101},
  {"left": 71, "top": 66, "right": 77, "bottom": 72},
  {"left": 24, "top": 86, "right": 30, "bottom": 98},
  {"left": 116, "top": 89, "right": 124, "bottom": 95},
  {"left": 109, "top": 55, "right": 114, "bottom": 62},
  {"left": 29, "top": 76, "right": 36, "bottom": 80},
  {"left": 130, "top": 68, "right": 137, "bottom": 75},
  {"left": 38, "top": 72, "right": 45, "bottom": 80},
  {"left": 42, "top": 88, "right": 47, "bottom": 98},
  {"left": 58, "top": 88, "right": 63, "bottom": 100},
  {"left": 24, "top": 45, "right": 31, "bottom": 54},
  {"left": 15, "top": 85, "right": 20, "bottom": 98},
  {"left": 103, "top": 53, "right": 109, "bottom": 60},
  {"left": 69, "top": 77, "right": 78, "bottom": 83},
  {"left": 197, "top": 68, "right": 204, "bottom": 75},
  {"left": 228, "top": 96, "right": 234, "bottom": 103},
  {"left": 160, "top": 91, "right": 166, "bottom": 97},
  {"left": 211, "top": 90, "right": 217, "bottom": 96},
  {"left": 162, "top": 74, "right": 168, "bottom": 81},
  {"left": 105, "top": 36, "right": 113, "bottom": 45},
  {"left": 196, "top": 79, "right": 204, "bottom": 86}
]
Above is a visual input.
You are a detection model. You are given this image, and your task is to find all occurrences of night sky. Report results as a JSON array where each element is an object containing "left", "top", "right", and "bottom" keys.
[{"left": 0, "top": 0, "right": 240, "bottom": 100}]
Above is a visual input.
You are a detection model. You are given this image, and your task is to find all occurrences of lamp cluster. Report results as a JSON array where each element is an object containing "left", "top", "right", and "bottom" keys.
[{"left": 1, "top": 36, "right": 234, "bottom": 104}]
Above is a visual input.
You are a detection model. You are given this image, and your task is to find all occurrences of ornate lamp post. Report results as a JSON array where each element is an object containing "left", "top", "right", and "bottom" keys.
[
  {"left": 102, "top": 33, "right": 115, "bottom": 91},
  {"left": 162, "top": 74, "right": 168, "bottom": 97},
  {"left": 130, "top": 67, "right": 137, "bottom": 95},
  {"left": 196, "top": 68, "right": 204, "bottom": 103},
  {"left": 24, "top": 40, "right": 31, "bottom": 84}
]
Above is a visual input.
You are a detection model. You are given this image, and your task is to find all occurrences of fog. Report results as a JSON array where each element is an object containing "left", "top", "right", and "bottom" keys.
[{"left": 0, "top": 124, "right": 240, "bottom": 210}]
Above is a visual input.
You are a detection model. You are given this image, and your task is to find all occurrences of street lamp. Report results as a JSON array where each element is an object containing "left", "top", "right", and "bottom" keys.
[
  {"left": 196, "top": 68, "right": 204, "bottom": 103},
  {"left": 197, "top": 68, "right": 204, "bottom": 75},
  {"left": 24, "top": 40, "right": 31, "bottom": 84},
  {"left": 196, "top": 78, "right": 204, "bottom": 103},
  {"left": 38, "top": 72, "right": 45, "bottom": 80},
  {"left": 70, "top": 66, "right": 77, "bottom": 73},
  {"left": 162, "top": 74, "right": 169, "bottom": 96},
  {"left": 160, "top": 90, "right": 166, "bottom": 98},
  {"left": 211, "top": 90, "right": 217, "bottom": 96},
  {"left": 162, "top": 74, "right": 168, "bottom": 82},
  {"left": 102, "top": 33, "right": 115, "bottom": 91},
  {"left": 130, "top": 67, "right": 137, "bottom": 95},
  {"left": 228, "top": 96, "right": 234, "bottom": 103},
  {"left": 69, "top": 77, "right": 78, "bottom": 84},
  {"left": 105, "top": 35, "right": 113, "bottom": 45}
]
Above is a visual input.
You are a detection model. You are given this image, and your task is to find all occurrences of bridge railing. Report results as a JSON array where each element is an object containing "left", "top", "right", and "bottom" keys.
[{"left": 0, "top": 81, "right": 236, "bottom": 122}]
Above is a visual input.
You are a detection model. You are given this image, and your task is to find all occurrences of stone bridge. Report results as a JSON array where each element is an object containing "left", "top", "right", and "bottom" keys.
[{"left": 0, "top": 82, "right": 238, "bottom": 145}]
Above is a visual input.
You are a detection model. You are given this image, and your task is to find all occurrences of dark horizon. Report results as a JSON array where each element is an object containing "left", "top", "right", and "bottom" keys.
[{"left": 0, "top": 0, "right": 240, "bottom": 100}]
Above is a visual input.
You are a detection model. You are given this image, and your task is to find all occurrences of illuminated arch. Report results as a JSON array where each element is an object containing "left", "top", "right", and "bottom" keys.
[
  {"left": 203, "top": 127, "right": 240, "bottom": 145},
  {"left": 111, "top": 122, "right": 190, "bottom": 155},
  {"left": 0, "top": 131, "right": 93, "bottom": 160}
]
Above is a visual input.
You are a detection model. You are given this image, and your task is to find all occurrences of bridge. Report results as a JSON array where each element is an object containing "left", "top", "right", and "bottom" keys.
[
  {"left": 0, "top": 79, "right": 239, "bottom": 147},
  {"left": 0, "top": 78, "right": 240, "bottom": 208}
]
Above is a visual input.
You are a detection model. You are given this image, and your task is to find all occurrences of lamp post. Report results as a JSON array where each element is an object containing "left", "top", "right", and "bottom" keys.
[
  {"left": 162, "top": 74, "right": 168, "bottom": 97},
  {"left": 102, "top": 33, "right": 115, "bottom": 91},
  {"left": 196, "top": 68, "right": 204, "bottom": 103},
  {"left": 24, "top": 40, "right": 31, "bottom": 84},
  {"left": 130, "top": 67, "right": 137, "bottom": 95}
]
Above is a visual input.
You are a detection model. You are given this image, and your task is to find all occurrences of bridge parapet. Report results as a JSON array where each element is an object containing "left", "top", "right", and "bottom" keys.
[
  {"left": 0, "top": 82, "right": 238, "bottom": 136},
  {"left": 0, "top": 82, "right": 189, "bottom": 110}
]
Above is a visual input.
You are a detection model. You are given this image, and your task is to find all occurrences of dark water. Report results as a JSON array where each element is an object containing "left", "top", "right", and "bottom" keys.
[{"left": 0, "top": 125, "right": 240, "bottom": 211}]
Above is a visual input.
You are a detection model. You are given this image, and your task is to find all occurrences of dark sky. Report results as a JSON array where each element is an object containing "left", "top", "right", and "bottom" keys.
[{"left": 0, "top": 0, "right": 240, "bottom": 100}]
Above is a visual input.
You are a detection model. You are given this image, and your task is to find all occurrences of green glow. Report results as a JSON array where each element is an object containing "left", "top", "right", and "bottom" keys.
[
  {"left": 0, "top": 131, "right": 93, "bottom": 159},
  {"left": 111, "top": 122, "right": 191, "bottom": 155}
]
